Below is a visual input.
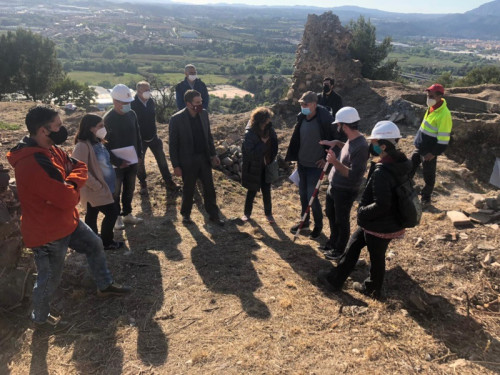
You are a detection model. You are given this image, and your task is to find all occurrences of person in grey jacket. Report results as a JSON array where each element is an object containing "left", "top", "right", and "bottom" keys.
[
  {"left": 169, "top": 89, "right": 224, "bottom": 226},
  {"left": 241, "top": 107, "right": 278, "bottom": 223}
]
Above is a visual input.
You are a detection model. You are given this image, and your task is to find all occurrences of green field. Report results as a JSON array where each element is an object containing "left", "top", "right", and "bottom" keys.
[{"left": 67, "top": 71, "right": 230, "bottom": 87}]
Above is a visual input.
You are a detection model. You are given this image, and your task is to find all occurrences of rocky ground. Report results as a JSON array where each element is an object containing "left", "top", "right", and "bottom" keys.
[{"left": 0, "top": 100, "right": 499, "bottom": 374}]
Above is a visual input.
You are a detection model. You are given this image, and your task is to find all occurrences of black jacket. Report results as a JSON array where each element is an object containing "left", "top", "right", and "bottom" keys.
[
  {"left": 357, "top": 151, "right": 412, "bottom": 233},
  {"left": 318, "top": 90, "right": 343, "bottom": 116},
  {"left": 131, "top": 95, "right": 157, "bottom": 142},
  {"left": 103, "top": 109, "right": 142, "bottom": 167},
  {"left": 241, "top": 125, "right": 278, "bottom": 191},
  {"left": 175, "top": 78, "right": 209, "bottom": 110},
  {"left": 285, "top": 105, "right": 344, "bottom": 162}
]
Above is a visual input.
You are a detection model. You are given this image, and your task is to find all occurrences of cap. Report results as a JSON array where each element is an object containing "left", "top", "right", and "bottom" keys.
[
  {"left": 426, "top": 83, "right": 445, "bottom": 95},
  {"left": 333, "top": 106, "right": 360, "bottom": 124},
  {"left": 111, "top": 84, "right": 134, "bottom": 102},
  {"left": 298, "top": 91, "right": 318, "bottom": 104}
]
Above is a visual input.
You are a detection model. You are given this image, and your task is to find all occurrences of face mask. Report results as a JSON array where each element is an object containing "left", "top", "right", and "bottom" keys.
[
  {"left": 337, "top": 124, "right": 344, "bottom": 135},
  {"left": 142, "top": 91, "right": 151, "bottom": 100},
  {"left": 426, "top": 98, "right": 437, "bottom": 107},
  {"left": 188, "top": 74, "right": 197, "bottom": 81},
  {"left": 301, "top": 107, "right": 311, "bottom": 116},
  {"left": 96, "top": 127, "right": 107, "bottom": 139},
  {"left": 265, "top": 121, "right": 272, "bottom": 130},
  {"left": 121, "top": 103, "right": 131, "bottom": 113},
  {"left": 369, "top": 143, "right": 382, "bottom": 156},
  {"left": 193, "top": 105, "right": 203, "bottom": 113},
  {"left": 48, "top": 126, "right": 68, "bottom": 145},
  {"left": 323, "top": 84, "right": 331, "bottom": 92}
]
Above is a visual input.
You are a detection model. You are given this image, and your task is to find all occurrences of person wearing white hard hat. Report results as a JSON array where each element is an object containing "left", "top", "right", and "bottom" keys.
[
  {"left": 318, "top": 107, "right": 369, "bottom": 260},
  {"left": 318, "top": 121, "right": 411, "bottom": 299},
  {"left": 104, "top": 84, "right": 143, "bottom": 229}
]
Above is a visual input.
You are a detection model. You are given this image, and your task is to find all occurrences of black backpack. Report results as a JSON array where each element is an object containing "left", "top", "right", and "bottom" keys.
[{"left": 383, "top": 167, "right": 422, "bottom": 228}]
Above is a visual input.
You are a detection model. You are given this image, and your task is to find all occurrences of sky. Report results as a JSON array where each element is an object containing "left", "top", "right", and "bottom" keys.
[{"left": 170, "top": 0, "right": 493, "bottom": 14}]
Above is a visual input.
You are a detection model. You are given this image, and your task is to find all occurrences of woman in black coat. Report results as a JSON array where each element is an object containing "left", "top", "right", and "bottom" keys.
[
  {"left": 241, "top": 107, "right": 278, "bottom": 223},
  {"left": 318, "top": 121, "right": 412, "bottom": 298}
]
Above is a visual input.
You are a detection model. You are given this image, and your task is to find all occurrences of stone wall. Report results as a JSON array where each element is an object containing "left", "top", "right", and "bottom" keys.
[{"left": 287, "top": 11, "right": 362, "bottom": 103}]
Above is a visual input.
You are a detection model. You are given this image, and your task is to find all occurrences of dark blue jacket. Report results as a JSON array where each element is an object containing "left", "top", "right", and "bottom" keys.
[
  {"left": 131, "top": 95, "right": 157, "bottom": 141},
  {"left": 175, "top": 78, "right": 209, "bottom": 110}
]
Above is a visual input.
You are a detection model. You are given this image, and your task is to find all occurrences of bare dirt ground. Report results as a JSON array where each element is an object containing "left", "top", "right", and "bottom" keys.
[
  {"left": 0, "top": 101, "right": 499, "bottom": 374},
  {"left": 209, "top": 85, "right": 254, "bottom": 99}
]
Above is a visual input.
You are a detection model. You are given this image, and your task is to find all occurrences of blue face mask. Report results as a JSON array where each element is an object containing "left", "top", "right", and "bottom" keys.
[
  {"left": 121, "top": 104, "right": 131, "bottom": 113},
  {"left": 301, "top": 107, "right": 311, "bottom": 116},
  {"left": 372, "top": 144, "right": 382, "bottom": 156}
]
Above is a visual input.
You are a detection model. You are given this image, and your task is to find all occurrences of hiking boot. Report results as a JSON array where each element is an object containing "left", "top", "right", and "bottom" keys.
[
  {"left": 324, "top": 249, "right": 344, "bottom": 261},
  {"left": 114, "top": 216, "right": 125, "bottom": 230},
  {"left": 139, "top": 182, "right": 148, "bottom": 196},
  {"left": 104, "top": 241, "right": 125, "bottom": 251},
  {"left": 98, "top": 282, "right": 132, "bottom": 297},
  {"left": 165, "top": 179, "right": 180, "bottom": 192},
  {"left": 265, "top": 215, "right": 275, "bottom": 224},
  {"left": 290, "top": 222, "right": 309, "bottom": 234},
  {"left": 122, "top": 214, "right": 143, "bottom": 224},
  {"left": 352, "top": 282, "right": 382, "bottom": 299},
  {"left": 318, "top": 242, "right": 334, "bottom": 252},
  {"left": 317, "top": 269, "right": 341, "bottom": 293},
  {"left": 309, "top": 226, "right": 322, "bottom": 239}
]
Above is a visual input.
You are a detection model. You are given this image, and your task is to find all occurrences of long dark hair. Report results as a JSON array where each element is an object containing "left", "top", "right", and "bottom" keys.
[
  {"left": 74, "top": 114, "right": 102, "bottom": 145},
  {"left": 249, "top": 107, "right": 273, "bottom": 138}
]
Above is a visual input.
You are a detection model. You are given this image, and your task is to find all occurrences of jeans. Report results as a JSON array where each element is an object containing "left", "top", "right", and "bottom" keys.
[
  {"left": 137, "top": 136, "right": 173, "bottom": 184},
  {"left": 328, "top": 227, "right": 391, "bottom": 294},
  {"left": 244, "top": 168, "right": 272, "bottom": 217},
  {"left": 114, "top": 163, "right": 138, "bottom": 216},
  {"left": 180, "top": 154, "right": 219, "bottom": 219},
  {"left": 298, "top": 164, "right": 323, "bottom": 229},
  {"left": 85, "top": 202, "right": 119, "bottom": 247},
  {"left": 31, "top": 220, "right": 113, "bottom": 323},
  {"left": 410, "top": 150, "right": 437, "bottom": 200},
  {"left": 325, "top": 186, "right": 358, "bottom": 252}
]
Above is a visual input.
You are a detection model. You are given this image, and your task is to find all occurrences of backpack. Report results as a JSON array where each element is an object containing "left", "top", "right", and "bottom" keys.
[{"left": 383, "top": 167, "right": 422, "bottom": 228}]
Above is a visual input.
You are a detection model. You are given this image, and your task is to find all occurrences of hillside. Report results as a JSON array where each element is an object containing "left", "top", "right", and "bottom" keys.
[{"left": 0, "top": 100, "right": 499, "bottom": 374}]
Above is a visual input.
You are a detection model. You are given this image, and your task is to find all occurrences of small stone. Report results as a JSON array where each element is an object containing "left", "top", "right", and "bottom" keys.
[
  {"left": 491, "top": 262, "right": 500, "bottom": 269},
  {"left": 459, "top": 232, "right": 469, "bottom": 240},
  {"left": 434, "top": 264, "right": 446, "bottom": 272},
  {"left": 446, "top": 211, "right": 472, "bottom": 227},
  {"left": 463, "top": 244, "right": 474, "bottom": 252},
  {"left": 424, "top": 354, "right": 432, "bottom": 361},
  {"left": 483, "top": 253, "right": 493, "bottom": 265},
  {"left": 477, "top": 242, "right": 496, "bottom": 251},
  {"left": 221, "top": 157, "right": 233, "bottom": 167},
  {"left": 415, "top": 237, "right": 424, "bottom": 247},
  {"left": 352, "top": 348, "right": 360, "bottom": 354},
  {"left": 469, "top": 212, "right": 492, "bottom": 224},
  {"left": 486, "top": 224, "right": 499, "bottom": 231},
  {"left": 387, "top": 251, "right": 395, "bottom": 259}
]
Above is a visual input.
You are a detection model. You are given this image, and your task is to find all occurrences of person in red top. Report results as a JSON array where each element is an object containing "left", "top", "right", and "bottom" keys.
[{"left": 7, "top": 105, "right": 131, "bottom": 328}]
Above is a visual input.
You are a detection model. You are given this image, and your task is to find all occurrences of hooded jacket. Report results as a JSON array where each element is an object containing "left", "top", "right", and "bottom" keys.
[
  {"left": 241, "top": 123, "right": 278, "bottom": 191},
  {"left": 357, "top": 150, "right": 412, "bottom": 233},
  {"left": 7, "top": 137, "right": 88, "bottom": 247}
]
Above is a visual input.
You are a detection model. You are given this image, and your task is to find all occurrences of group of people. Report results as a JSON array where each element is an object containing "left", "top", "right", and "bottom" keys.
[{"left": 6, "top": 68, "right": 452, "bottom": 327}]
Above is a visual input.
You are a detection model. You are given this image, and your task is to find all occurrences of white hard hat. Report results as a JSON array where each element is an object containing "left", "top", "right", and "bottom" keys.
[
  {"left": 111, "top": 84, "right": 134, "bottom": 102},
  {"left": 333, "top": 107, "right": 360, "bottom": 124},
  {"left": 367, "top": 121, "right": 401, "bottom": 141}
]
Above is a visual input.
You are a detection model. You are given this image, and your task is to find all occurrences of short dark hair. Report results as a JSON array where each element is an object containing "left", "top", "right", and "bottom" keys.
[
  {"left": 323, "top": 77, "right": 335, "bottom": 85},
  {"left": 74, "top": 114, "right": 102, "bottom": 145},
  {"left": 342, "top": 120, "right": 359, "bottom": 130},
  {"left": 25, "top": 105, "right": 59, "bottom": 136},
  {"left": 184, "top": 89, "right": 201, "bottom": 104}
]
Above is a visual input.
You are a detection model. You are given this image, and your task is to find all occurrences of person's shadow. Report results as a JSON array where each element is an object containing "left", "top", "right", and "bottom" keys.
[
  {"left": 187, "top": 221, "right": 271, "bottom": 319},
  {"left": 387, "top": 266, "right": 500, "bottom": 372}
]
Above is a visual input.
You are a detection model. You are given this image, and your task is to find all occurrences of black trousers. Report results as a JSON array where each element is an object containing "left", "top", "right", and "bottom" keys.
[
  {"left": 180, "top": 154, "right": 219, "bottom": 219},
  {"left": 325, "top": 186, "right": 358, "bottom": 252},
  {"left": 137, "top": 136, "right": 173, "bottom": 184},
  {"left": 328, "top": 227, "right": 392, "bottom": 294},
  {"left": 85, "top": 202, "right": 119, "bottom": 247},
  {"left": 410, "top": 150, "right": 437, "bottom": 200},
  {"left": 114, "top": 163, "right": 138, "bottom": 216},
  {"left": 244, "top": 168, "right": 272, "bottom": 217}
]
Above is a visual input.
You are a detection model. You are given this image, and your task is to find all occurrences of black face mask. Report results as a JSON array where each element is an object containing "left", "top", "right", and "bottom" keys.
[
  {"left": 48, "top": 126, "right": 68, "bottom": 145},
  {"left": 323, "top": 84, "right": 331, "bottom": 92}
]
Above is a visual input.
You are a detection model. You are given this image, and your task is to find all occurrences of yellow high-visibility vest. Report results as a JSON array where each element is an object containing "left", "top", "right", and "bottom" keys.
[{"left": 420, "top": 99, "right": 452, "bottom": 146}]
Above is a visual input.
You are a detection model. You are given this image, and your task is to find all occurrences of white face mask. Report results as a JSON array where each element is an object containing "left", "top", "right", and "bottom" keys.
[
  {"left": 188, "top": 74, "right": 197, "bottom": 81},
  {"left": 426, "top": 98, "right": 437, "bottom": 107},
  {"left": 142, "top": 91, "right": 151, "bottom": 100},
  {"left": 96, "top": 127, "right": 107, "bottom": 139}
]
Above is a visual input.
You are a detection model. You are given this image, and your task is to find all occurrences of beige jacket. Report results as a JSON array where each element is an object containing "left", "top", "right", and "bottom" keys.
[{"left": 72, "top": 140, "right": 114, "bottom": 208}]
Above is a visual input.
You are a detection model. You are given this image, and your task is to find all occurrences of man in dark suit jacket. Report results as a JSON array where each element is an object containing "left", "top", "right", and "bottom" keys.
[
  {"left": 175, "top": 64, "right": 210, "bottom": 110},
  {"left": 169, "top": 89, "right": 224, "bottom": 225}
]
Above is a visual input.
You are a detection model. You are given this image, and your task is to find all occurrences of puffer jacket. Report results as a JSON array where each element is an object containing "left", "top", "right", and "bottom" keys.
[
  {"left": 241, "top": 124, "right": 278, "bottom": 191},
  {"left": 357, "top": 150, "right": 412, "bottom": 233}
]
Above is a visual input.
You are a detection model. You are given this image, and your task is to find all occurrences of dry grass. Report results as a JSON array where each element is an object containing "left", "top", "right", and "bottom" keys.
[{"left": 0, "top": 102, "right": 499, "bottom": 374}]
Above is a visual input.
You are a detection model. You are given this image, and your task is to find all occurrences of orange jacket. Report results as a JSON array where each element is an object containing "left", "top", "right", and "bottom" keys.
[{"left": 7, "top": 137, "right": 88, "bottom": 247}]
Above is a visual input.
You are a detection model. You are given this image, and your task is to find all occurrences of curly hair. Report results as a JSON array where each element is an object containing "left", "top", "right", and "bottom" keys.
[{"left": 249, "top": 107, "right": 274, "bottom": 137}]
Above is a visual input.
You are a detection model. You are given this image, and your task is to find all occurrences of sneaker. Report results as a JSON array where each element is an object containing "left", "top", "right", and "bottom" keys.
[
  {"left": 318, "top": 243, "right": 333, "bottom": 252},
  {"left": 165, "top": 179, "right": 180, "bottom": 192},
  {"left": 32, "top": 313, "right": 69, "bottom": 330},
  {"left": 317, "top": 269, "right": 341, "bottom": 293},
  {"left": 309, "top": 226, "right": 322, "bottom": 239},
  {"left": 241, "top": 215, "right": 250, "bottom": 222},
  {"left": 352, "top": 281, "right": 381, "bottom": 299},
  {"left": 104, "top": 241, "right": 125, "bottom": 250},
  {"left": 324, "top": 249, "right": 344, "bottom": 261},
  {"left": 182, "top": 215, "right": 193, "bottom": 224},
  {"left": 209, "top": 217, "right": 225, "bottom": 226},
  {"left": 98, "top": 282, "right": 132, "bottom": 297},
  {"left": 114, "top": 216, "right": 125, "bottom": 230},
  {"left": 290, "top": 222, "right": 309, "bottom": 235},
  {"left": 265, "top": 215, "right": 275, "bottom": 224},
  {"left": 122, "top": 214, "right": 143, "bottom": 224}
]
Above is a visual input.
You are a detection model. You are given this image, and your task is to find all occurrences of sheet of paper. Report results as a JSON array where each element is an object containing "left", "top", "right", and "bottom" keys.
[
  {"left": 489, "top": 157, "right": 500, "bottom": 188},
  {"left": 289, "top": 169, "right": 300, "bottom": 187},
  {"left": 111, "top": 146, "right": 138, "bottom": 164}
]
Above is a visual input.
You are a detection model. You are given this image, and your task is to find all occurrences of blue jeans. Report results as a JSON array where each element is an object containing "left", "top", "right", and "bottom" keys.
[
  {"left": 298, "top": 164, "right": 323, "bottom": 229},
  {"left": 31, "top": 220, "right": 113, "bottom": 323}
]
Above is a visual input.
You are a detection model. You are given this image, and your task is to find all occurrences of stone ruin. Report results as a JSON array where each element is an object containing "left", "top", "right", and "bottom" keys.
[{"left": 286, "top": 11, "right": 362, "bottom": 103}]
